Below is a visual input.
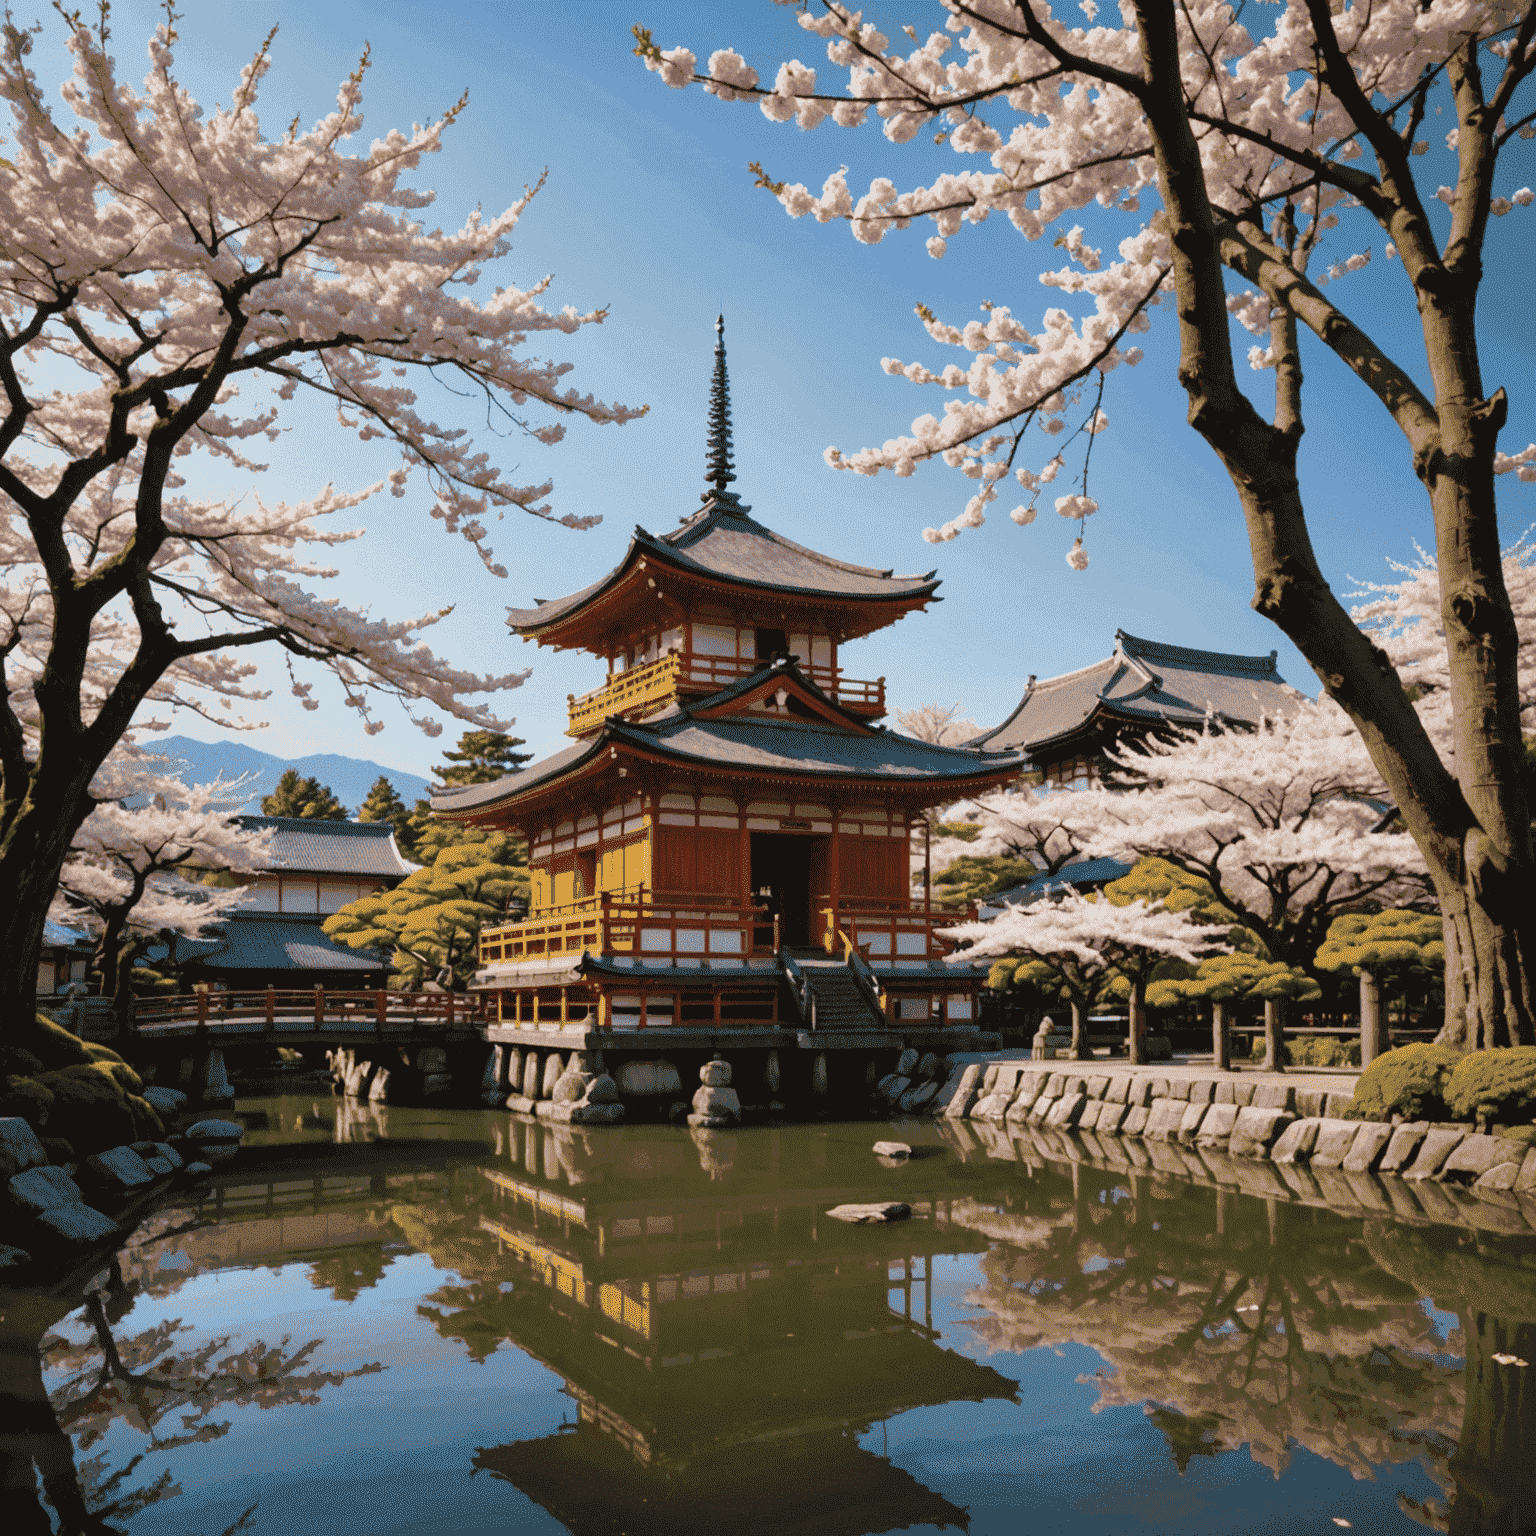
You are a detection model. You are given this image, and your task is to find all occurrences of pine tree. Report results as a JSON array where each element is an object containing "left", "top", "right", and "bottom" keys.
[
  {"left": 433, "top": 730, "right": 532, "bottom": 788},
  {"left": 261, "top": 769, "right": 349, "bottom": 821}
]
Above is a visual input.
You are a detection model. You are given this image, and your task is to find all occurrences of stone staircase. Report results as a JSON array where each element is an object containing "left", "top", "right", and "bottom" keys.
[{"left": 789, "top": 952, "right": 885, "bottom": 1031}]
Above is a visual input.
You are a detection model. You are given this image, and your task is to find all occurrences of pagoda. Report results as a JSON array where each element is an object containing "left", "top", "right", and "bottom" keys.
[{"left": 432, "top": 318, "right": 1023, "bottom": 1110}]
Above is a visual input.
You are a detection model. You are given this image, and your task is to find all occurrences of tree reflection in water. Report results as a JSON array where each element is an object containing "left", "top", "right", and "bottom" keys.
[{"left": 2, "top": 1112, "right": 1535, "bottom": 1534}]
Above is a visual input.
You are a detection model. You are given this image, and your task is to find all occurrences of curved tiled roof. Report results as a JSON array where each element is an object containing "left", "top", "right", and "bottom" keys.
[
  {"left": 162, "top": 914, "right": 385, "bottom": 972},
  {"left": 506, "top": 495, "right": 939, "bottom": 631},
  {"left": 432, "top": 660, "right": 1025, "bottom": 817},
  {"left": 969, "top": 630, "right": 1303, "bottom": 754},
  {"left": 236, "top": 815, "right": 414, "bottom": 877}
]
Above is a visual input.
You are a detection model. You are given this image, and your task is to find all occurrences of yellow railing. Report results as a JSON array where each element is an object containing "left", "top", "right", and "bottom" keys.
[
  {"left": 478, "top": 890, "right": 772, "bottom": 967},
  {"left": 567, "top": 652, "right": 682, "bottom": 736},
  {"left": 566, "top": 650, "right": 886, "bottom": 735},
  {"left": 816, "top": 896, "right": 977, "bottom": 963}
]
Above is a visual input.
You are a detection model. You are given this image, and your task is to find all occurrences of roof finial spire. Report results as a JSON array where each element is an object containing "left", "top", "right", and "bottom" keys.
[{"left": 704, "top": 313, "right": 738, "bottom": 500}]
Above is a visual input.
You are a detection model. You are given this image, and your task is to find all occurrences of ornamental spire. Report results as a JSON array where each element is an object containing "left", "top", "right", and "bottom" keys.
[{"left": 703, "top": 313, "right": 737, "bottom": 499}]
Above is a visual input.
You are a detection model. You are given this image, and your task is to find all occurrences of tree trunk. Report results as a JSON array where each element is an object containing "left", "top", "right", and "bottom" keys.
[
  {"left": 1070, "top": 999, "right": 1088, "bottom": 1061},
  {"left": 1211, "top": 999, "right": 1229, "bottom": 1071},
  {"left": 1359, "top": 969, "right": 1384, "bottom": 1068},
  {"left": 0, "top": 785, "right": 96, "bottom": 1033},
  {"left": 1127, "top": 979, "right": 1147, "bottom": 1066},
  {"left": 1263, "top": 998, "right": 1285, "bottom": 1073}
]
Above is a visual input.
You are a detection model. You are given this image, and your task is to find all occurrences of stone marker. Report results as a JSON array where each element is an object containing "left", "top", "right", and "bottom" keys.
[
  {"left": 0, "top": 1117, "right": 46, "bottom": 1178},
  {"left": 1269, "top": 1117, "right": 1322, "bottom": 1164},
  {"left": 1228, "top": 1107, "right": 1295, "bottom": 1158},
  {"left": 36, "top": 1202, "right": 117, "bottom": 1246},
  {"left": 1309, "top": 1121, "right": 1362, "bottom": 1168},
  {"left": 873, "top": 1141, "right": 912, "bottom": 1160},
  {"left": 1403, "top": 1127, "right": 1469, "bottom": 1181},
  {"left": 9, "top": 1165, "right": 84, "bottom": 1214},
  {"left": 1341, "top": 1123, "right": 1395, "bottom": 1174},
  {"left": 85, "top": 1146, "right": 155, "bottom": 1191},
  {"left": 1379, "top": 1122, "right": 1429, "bottom": 1174},
  {"left": 1440, "top": 1134, "right": 1513, "bottom": 1185},
  {"left": 826, "top": 1202, "right": 911, "bottom": 1224},
  {"left": 689, "top": 1059, "right": 741, "bottom": 1128}
]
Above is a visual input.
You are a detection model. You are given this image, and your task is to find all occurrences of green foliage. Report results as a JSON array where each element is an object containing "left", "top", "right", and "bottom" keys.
[
  {"left": 18, "top": 1012, "right": 94, "bottom": 1070},
  {"left": 934, "top": 853, "right": 1030, "bottom": 904},
  {"left": 261, "top": 768, "right": 348, "bottom": 820},
  {"left": 1316, "top": 909, "right": 1444, "bottom": 977},
  {"left": 357, "top": 775, "right": 413, "bottom": 851},
  {"left": 434, "top": 730, "right": 532, "bottom": 787},
  {"left": 934, "top": 819, "right": 981, "bottom": 843},
  {"left": 1248, "top": 1035, "right": 1361, "bottom": 1068},
  {"left": 1103, "top": 857, "right": 1238, "bottom": 925},
  {"left": 1348, "top": 1042, "right": 1462, "bottom": 1122},
  {"left": 1444, "top": 1047, "right": 1536, "bottom": 1128},
  {"left": 984, "top": 955, "right": 1075, "bottom": 1004},
  {"left": 0, "top": 1015, "right": 161, "bottom": 1149},
  {"left": 323, "top": 832, "right": 528, "bottom": 989},
  {"left": 1146, "top": 952, "right": 1319, "bottom": 1008}
]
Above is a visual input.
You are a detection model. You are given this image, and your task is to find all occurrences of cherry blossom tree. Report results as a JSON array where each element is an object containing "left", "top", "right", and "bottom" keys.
[
  {"left": 945, "top": 886, "right": 1230, "bottom": 1058},
  {"left": 638, "top": 0, "right": 1536, "bottom": 1047},
  {"left": 52, "top": 768, "right": 272, "bottom": 1021},
  {"left": 1068, "top": 700, "right": 1427, "bottom": 977},
  {"left": 0, "top": 12, "right": 644, "bottom": 1027}
]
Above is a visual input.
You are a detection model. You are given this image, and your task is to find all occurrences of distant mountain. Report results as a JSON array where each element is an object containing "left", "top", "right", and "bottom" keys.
[{"left": 150, "top": 736, "right": 433, "bottom": 816}]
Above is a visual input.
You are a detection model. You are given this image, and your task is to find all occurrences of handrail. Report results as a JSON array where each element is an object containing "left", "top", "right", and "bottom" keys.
[
  {"left": 841, "top": 930, "right": 885, "bottom": 1017},
  {"left": 779, "top": 946, "right": 813, "bottom": 1028},
  {"left": 130, "top": 988, "right": 488, "bottom": 1033}
]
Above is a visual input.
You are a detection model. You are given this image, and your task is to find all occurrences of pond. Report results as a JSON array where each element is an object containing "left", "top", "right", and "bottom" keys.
[{"left": 6, "top": 1096, "right": 1535, "bottom": 1535}]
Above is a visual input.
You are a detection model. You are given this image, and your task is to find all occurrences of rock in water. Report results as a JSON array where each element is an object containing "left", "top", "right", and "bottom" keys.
[
  {"left": 36, "top": 1202, "right": 117, "bottom": 1246},
  {"left": 184, "top": 1119, "right": 244, "bottom": 1163},
  {"left": 142, "top": 1085, "right": 188, "bottom": 1117},
  {"left": 10, "top": 1165, "right": 85, "bottom": 1214},
  {"left": 826, "top": 1202, "right": 912, "bottom": 1225},
  {"left": 872, "top": 1141, "right": 912, "bottom": 1160},
  {"left": 85, "top": 1146, "right": 156, "bottom": 1192}
]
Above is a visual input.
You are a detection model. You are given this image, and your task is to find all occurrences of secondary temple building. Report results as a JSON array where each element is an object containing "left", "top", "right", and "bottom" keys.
[
  {"left": 969, "top": 628, "right": 1302, "bottom": 788},
  {"left": 432, "top": 319, "right": 1024, "bottom": 1103}
]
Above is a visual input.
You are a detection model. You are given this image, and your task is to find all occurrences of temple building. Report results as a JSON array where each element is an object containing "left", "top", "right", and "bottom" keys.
[
  {"left": 968, "top": 628, "right": 1303, "bottom": 788},
  {"left": 432, "top": 319, "right": 1024, "bottom": 1100},
  {"left": 165, "top": 816, "right": 412, "bottom": 990}
]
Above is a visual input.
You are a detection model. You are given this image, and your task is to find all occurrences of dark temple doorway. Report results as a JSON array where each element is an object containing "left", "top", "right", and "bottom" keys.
[{"left": 750, "top": 833, "right": 815, "bottom": 948}]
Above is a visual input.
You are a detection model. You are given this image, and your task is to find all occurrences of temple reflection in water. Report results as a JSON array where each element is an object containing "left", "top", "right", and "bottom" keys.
[{"left": 9, "top": 1105, "right": 1536, "bottom": 1534}]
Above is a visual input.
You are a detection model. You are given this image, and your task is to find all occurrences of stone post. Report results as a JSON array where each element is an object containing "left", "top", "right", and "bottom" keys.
[
  {"left": 1262, "top": 998, "right": 1286, "bottom": 1073},
  {"left": 1359, "top": 970, "right": 1383, "bottom": 1067},
  {"left": 1212, "top": 1000, "right": 1229, "bottom": 1071},
  {"left": 1069, "top": 999, "right": 1088, "bottom": 1061}
]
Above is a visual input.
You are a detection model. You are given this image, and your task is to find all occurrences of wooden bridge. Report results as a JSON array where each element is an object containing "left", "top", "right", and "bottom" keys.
[{"left": 105, "top": 987, "right": 490, "bottom": 1048}]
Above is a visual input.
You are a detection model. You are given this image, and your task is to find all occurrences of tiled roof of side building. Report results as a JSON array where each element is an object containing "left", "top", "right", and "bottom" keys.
[
  {"left": 979, "top": 857, "right": 1133, "bottom": 914},
  {"left": 236, "top": 815, "right": 415, "bottom": 877},
  {"left": 505, "top": 496, "right": 939, "bottom": 630},
  {"left": 969, "top": 629, "right": 1305, "bottom": 753},
  {"left": 164, "top": 914, "right": 386, "bottom": 972}
]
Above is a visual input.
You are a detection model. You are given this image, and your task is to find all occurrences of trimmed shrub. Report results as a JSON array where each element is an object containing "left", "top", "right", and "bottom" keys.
[
  {"left": 30, "top": 1061, "right": 164, "bottom": 1150},
  {"left": 1248, "top": 1035, "right": 1361, "bottom": 1068},
  {"left": 1444, "top": 1047, "right": 1536, "bottom": 1130},
  {"left": 1347, "top": 1043, "right": 1462, "bottom": 1122}
]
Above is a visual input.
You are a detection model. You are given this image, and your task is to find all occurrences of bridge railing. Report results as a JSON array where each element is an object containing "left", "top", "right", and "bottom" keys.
[{"left": 132, "top": 987, "right": 490, "bottom": 1035}]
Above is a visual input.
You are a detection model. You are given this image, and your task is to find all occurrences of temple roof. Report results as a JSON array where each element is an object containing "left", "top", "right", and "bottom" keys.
[
  {"left": 968, "top": 629, "right": 1303, "bottom": 756},
  {"left": 158, "top": 914, "right": 384, "bottom": 972},
  {"left": 432, "top": 660, "right": 1024, "bottom": 818},
  {"left": 236, "top": 816, "right": 415, "bottom": 878},
  {"left": 504, "top": 496, "right": 940, "bottom": 637}
]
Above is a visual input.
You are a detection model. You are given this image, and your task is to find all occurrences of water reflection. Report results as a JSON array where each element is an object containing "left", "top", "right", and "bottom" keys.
[{"left": 4, "top": 1103, "right": 1536, "bottom": 1534}]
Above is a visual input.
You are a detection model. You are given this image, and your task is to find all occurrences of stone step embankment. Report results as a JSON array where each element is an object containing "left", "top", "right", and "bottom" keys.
[{"left": 926, "top": 1060, "right": 1536, "bottom": 1236}]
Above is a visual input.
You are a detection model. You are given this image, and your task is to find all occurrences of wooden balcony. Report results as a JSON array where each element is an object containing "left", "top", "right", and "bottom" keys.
[
  {"left": 566, "top": 651, "right": 885, "bottom": 735},
  {"left": 478, "top": 890, "right": 775, "bottom": 968},
  {"left": 817, "top": 896, "right": 978, "bottom": 966}
]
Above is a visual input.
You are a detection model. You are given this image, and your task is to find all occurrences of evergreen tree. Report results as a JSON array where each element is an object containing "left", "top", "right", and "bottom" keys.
[
  {"left": 357, "top": 775, "right": 414, "bottom": 852},
  {"left": 261, "top": 769, "right": 348, "bottom": 821},
  {"left": 433, "top": 730, "right": 532, "bottom": 788}
]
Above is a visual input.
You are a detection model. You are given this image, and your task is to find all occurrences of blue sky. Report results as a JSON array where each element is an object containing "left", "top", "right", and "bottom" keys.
[{"left": 19, "top": 1, "right": 1535, "bottom": 781}]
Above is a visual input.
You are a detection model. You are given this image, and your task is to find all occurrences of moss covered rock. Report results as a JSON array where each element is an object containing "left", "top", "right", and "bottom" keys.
[
  {"left": 1445, "top": 1047, "right": 1536, "bottom": 1130},
  {"left": 1347, "top": 1042, "right": 1462, "bottom": 1122}
]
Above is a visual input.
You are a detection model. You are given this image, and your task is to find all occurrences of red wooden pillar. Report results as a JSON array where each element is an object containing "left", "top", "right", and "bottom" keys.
[
  {"left": 196, "top": 988, "right": 209, "bottom": 1028},
  {"left": 376, "top": 989, "right": 387, "bottom": 1029},
  {"left": 826, "top": 810, "right": 841, "bottom": 954},
  {"left": 314, "top": 985, "right": 325, "bottom": 1026},
  {"left": 265, "top": 986, "right": 276, "bottom": 1030}
]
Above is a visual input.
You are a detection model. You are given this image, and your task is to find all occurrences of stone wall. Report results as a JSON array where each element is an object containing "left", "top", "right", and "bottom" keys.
[{"left": 930, "top": 1061, "right": 1536, "bottom": 1236}]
